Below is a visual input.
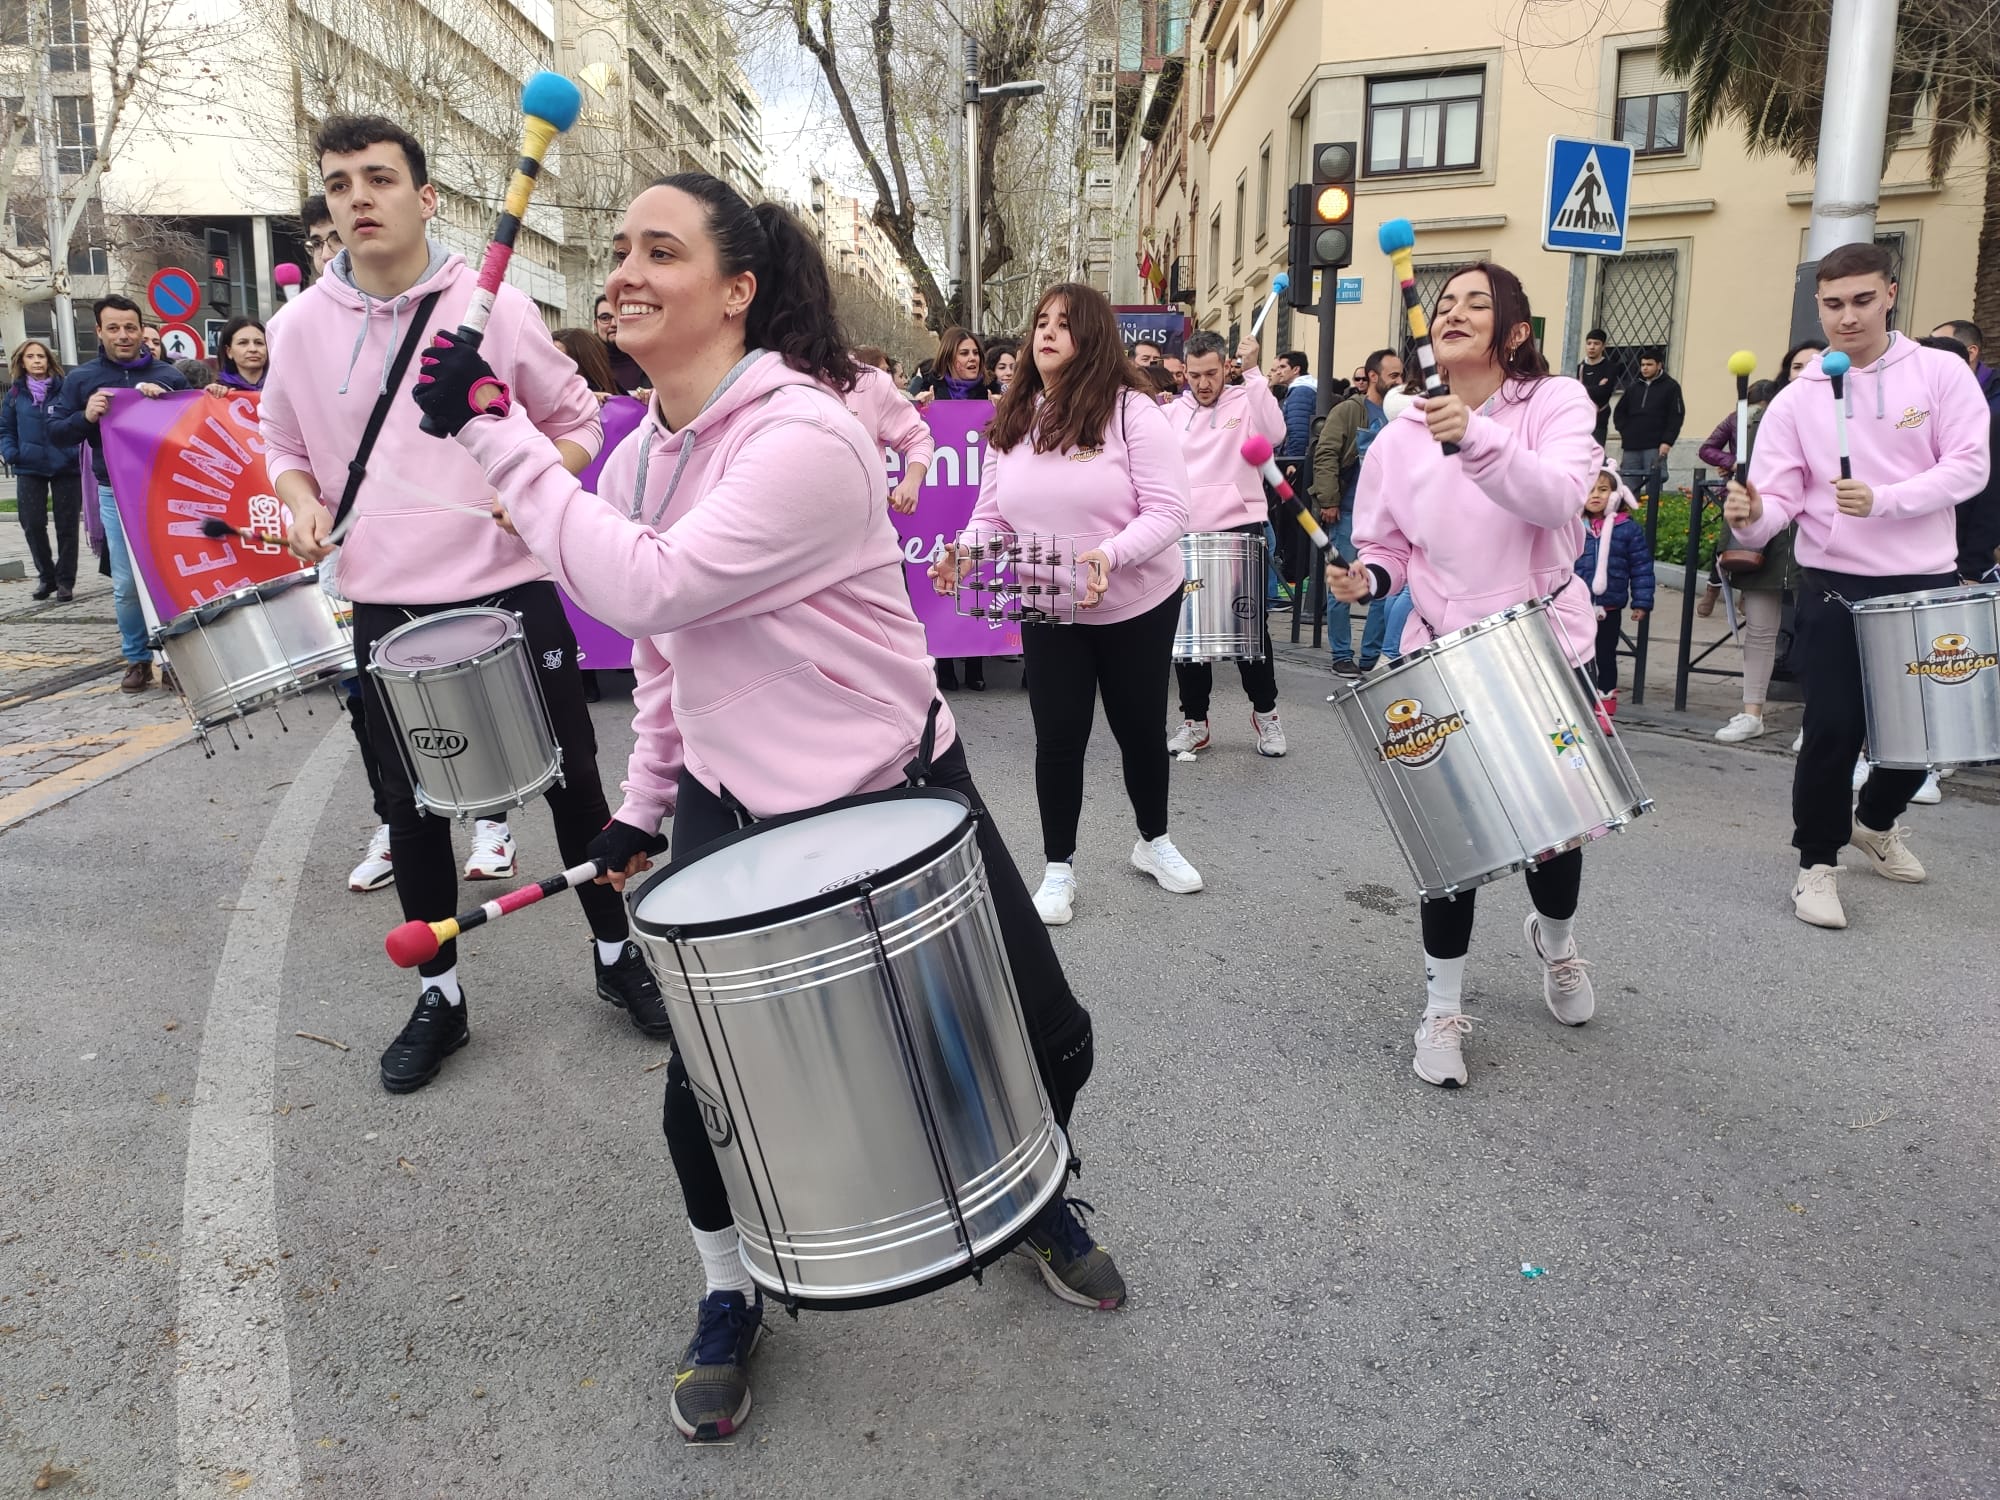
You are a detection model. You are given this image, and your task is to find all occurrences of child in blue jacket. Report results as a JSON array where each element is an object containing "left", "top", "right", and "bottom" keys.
[{"left": 1575, "top": 466, "right": 1655, "bottom": 712}]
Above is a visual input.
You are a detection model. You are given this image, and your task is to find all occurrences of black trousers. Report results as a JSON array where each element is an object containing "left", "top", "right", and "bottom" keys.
[
  {"left": 351, "top": 580, "right": 626, "bottom": 976},
  {"left": 1592, "top": 611, "right": 1624, "bottom": 694},
  {"left": 660, "top": 738, "right": 1097, "bottom": 1232},
  {"left": 17, "top": 470, "right": 81, "bottom": 589},
  {"left": 1419, "top": 848, "right": 1583, "bottom": 960},
  {"left": 1792, "top": 568, "right": 1952, "bottom": 868},
  {"left": 340, "top": 684, "right": 391, "bottom": 825},
  {"left": 1021, "top": 587, "right": 1181, "bottom": 862},
  {"left": 1175, "top": 521, "right": 1278, "bottom": 719}
]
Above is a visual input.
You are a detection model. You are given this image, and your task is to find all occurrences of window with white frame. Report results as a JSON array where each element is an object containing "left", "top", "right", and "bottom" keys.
[
  {"left": 1255, "top": 140, "right": 1271, "bottom": 247},
  {"left": 1615, "top": 49, "right": 1686, "bottom": 157},
  {"left": 1233, "top": 175, "right": 1245, "bottom": 265},
  {"left": 1365, "top": 70, "right": 1483, "bottom": 176}
]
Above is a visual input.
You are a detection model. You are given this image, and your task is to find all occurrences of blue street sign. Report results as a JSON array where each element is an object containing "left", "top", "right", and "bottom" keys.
[
  {"left": 1336, "top": 276, "right": 1362, "bottom": 304},
  {"left": 148, "top": 266, "right": 201, "bottom": 321},
  {"left": 1542, "top": 137, "right": 1633, "bottom": 255}
]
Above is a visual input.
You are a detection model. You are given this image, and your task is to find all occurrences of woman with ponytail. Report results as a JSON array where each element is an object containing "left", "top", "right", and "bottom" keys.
[{"left": 413, "top": 173, "right": 1127, "bottom": 1443}]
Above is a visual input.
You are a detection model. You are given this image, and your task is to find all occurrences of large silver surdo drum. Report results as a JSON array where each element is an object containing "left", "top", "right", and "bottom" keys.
[
  {"left": 629, "top": 788, "right": 1070, "bottom": 1310},
  {"left": 1174, "top": 530, "right": 1267, "bottom": 662},
  {"left": 1329, "top": 598, "right": 1651, "bottom": 900},
  {"left": 1848, "top": 584, "right": 2000, "bottom": 769}
]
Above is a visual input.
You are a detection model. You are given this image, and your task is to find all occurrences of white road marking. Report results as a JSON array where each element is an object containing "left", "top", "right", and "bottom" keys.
[{"left": 176, "top": 725, "right": 350, "bottom": 1497}]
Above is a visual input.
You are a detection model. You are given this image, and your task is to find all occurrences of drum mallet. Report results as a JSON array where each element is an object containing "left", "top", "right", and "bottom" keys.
[
  {"left": 417, "top": 70, "right": 583, "bottom": 438},
  {"left": 1727, "top": 350, "right": 1757, "bottom": 484},
  {"left": 1821, "top": 350, "right": 1853, "bottom": 479},
  {"left": 385, "top": 856, "right": 610, "bottom": 967},
  {"left": 1378, "top": 218, "right": 1458, "bottom": 457},
  {"left": 1248, "top": 272, "right": 1291, "bottom": 339},
  {"left": 273, "top": 261, "right": 302, "bottom": 303},
  {"left": 1241, "top": 432, "right": 1347, "bottom": 564}
]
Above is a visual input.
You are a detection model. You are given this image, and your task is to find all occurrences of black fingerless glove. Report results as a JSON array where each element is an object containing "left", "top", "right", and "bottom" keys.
[
  {"left": 412, "top": 329, "right": 512, "bottom": 438},
  {"left": 589, "top": 818, "right": 670, "bottom": 872}
]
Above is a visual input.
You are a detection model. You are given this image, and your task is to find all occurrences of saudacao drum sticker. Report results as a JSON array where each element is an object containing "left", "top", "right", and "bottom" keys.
[
  {"left": 1906, "top": 633, "right": 1999, "bottom": 683},
  {"left": 1377, "top": 697, "right": 1469, "bottom": 768}
]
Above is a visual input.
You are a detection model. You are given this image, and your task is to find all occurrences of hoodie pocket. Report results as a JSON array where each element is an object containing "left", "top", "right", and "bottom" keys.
[{"left": 674, "top": 660, "right": 916, "bottom": 814}]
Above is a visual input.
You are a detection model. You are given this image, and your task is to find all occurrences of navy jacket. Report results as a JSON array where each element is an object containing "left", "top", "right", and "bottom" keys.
[
  {"left": 0, "top": 377, "right": 80, "bottom": 477},
  {"left": 1575, "top": 513, "right": 1657, "bottom": 611},
  {"left": 47, "top": 348, "right": 191, "bottom": 482},
  {"left": 1277, "top": 380, "right": 1315, "bottom": 460}
]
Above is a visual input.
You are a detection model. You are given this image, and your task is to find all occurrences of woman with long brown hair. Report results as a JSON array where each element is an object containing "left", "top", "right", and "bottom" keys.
[
  {"left": 552, "top": 326, "right": 621, "bottom": 397},
  {"left": 936, "top": 281, "right": 1196, "bottom": 924},
  {"left": 0, "top": 340, "right": 80, "bottom": 600}
]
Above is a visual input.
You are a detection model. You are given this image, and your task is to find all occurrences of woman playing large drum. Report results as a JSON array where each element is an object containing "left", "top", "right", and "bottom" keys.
[
  {"left": 1327, "top": 262, "right": 1604, "bottom": 1088},
  {"left": 410, "top": 173, "right": 1124, "bottom": 1442}
]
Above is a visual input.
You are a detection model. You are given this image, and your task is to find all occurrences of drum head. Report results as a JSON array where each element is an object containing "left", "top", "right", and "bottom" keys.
[
  {"left": 374, "top": 609, "right": 514, "bottom": 670},
  {"left": 633, "top": 789, "right": 973, "bottom": 933}
]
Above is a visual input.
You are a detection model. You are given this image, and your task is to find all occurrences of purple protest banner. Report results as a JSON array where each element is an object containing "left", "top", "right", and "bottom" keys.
[
  {"left": 560, "top": 394, "right": 648, "bottom": 672},
  {"left": 890, "top": 399, "right": 1020, "bottom": 657}
]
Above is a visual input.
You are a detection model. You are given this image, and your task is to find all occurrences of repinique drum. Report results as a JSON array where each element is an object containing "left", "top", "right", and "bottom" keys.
[
  {"left": 367, "top": 608, "right": 563, "bottom": 819},
  {"left": 1848, "top": 584, "right": 2000, "bottom": 769},
  {"left": 151, "top": 568, "right": 354, "bottom": 753},
  {"left": 1329, "top": 598, "right": 1651, "bottom": 899},
  {"left": 1173, "top": 530, "right": 1266, "bottom": 662},
  {"left": 629, "top": 788, "right": 1069, "bottom": 1310}
]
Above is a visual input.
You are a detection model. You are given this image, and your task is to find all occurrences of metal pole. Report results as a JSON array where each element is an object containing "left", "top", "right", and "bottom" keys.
[
  {"left": 1313, "top": 271, "right": 1336, "bottom": 421},
  {"left": 1559, "top": 253, "right": 1587, "bottom": 377},
  {"left": 31, "top": 1, "right": 75, "bottom": 365},
  {"left": 964, "top": 37, "right": 981, "bottom": 333},
  {"left": 947, "top": 32, "right": 963, "bottom": 310}
]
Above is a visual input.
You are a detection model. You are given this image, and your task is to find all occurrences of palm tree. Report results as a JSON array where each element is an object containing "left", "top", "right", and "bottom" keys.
[{"left": 1660, "top": 0, "right": 2000, "bottom": 329}]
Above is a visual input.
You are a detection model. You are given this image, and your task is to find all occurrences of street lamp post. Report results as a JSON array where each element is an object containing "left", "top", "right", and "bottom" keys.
[{"left": 963, "top": 37, "right": 1045, "bottom": 333}]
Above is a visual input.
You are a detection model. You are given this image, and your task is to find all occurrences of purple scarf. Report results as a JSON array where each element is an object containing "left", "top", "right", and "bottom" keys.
[
  {"left": 26, "top": 375, "right": 51, "bottom": 405},
  {"left": 940, "top": 374, "right": 981, "bottom": 400},
  {"left": 219, "top": 369, "right": 263, "bottom": 390}
]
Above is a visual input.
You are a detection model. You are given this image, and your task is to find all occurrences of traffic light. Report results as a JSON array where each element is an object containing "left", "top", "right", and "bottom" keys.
[
  {"left": 1284, "top": 183, "right": 1314, "bottom": 311},
  {"left": 206, "top": 227, "right": 232, "bottom": 316},
  {"left": 1308, "top": 141, "right": 1357, "bottom": 271}
]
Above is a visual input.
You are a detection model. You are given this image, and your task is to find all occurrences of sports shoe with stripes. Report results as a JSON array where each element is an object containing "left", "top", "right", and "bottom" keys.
[
  {"left": 1019, "top": 1196, "right": 1126, "bottom": 1310},
  {"left": 670, "top": 1289, "right": 764, "bottom": 1441}
]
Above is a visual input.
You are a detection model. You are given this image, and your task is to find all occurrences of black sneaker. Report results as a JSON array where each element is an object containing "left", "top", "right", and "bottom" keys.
[
  {"left": 670, "top": 1289, "right": 764, "bottom": 1441},
  {"left": 1329, "top": 658, "right": 1363, "bottom": 680},
  {"left": 1018, "top": 1196, "right": 1127, "bottom": 1310},
  {"left": 379, "top": 987, "right": 469, "bottom": 1094},
  {"left": 596, "top": 940, "right": 672, "bottom": 1038}
]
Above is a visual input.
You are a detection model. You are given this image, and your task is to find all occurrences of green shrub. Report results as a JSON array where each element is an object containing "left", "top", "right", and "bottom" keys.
[{"left": 1645, "top": 487, "right": 1725, "bottom": 570}]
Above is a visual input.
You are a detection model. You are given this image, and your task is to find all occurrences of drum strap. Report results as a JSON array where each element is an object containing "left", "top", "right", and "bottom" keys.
[
  {"left": 330, "top": 290, "right": 445, "bottom": 540},
  {"left": 901, "top": 699, "right": 944, "bottom": 787}
]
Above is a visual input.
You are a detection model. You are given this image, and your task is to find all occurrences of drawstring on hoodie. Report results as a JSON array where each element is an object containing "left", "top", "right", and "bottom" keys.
[
  {"left": 332, "top": 242, "right": 452, "bottom": 396},
  {"left": 632, "top": 349, "right": 768, "bottom": 528}
]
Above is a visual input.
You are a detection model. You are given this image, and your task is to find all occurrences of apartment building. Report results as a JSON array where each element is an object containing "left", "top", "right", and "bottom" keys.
[
  {"left": 811, "top": 174, "right": 914, "bottom": 315},
  {"left": 1126, "top": 0, "right": 1980, "bottom": 438}
]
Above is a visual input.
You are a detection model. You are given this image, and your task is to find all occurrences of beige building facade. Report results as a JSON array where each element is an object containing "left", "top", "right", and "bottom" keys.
[{"left": 1137, "top": 0, "right": 1980, "bottom": 455}]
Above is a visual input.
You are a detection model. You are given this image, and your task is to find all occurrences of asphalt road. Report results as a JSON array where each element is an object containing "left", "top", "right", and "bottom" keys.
[{"left": 3, "top": 654, "right": 1995, "bottom": 1499}]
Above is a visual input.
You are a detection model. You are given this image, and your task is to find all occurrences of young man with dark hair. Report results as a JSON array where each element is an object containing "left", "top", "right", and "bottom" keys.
[
  {"left": 1131, "top": 338, "right": 1163, "bottom": 368},
  {"left": 1612, "top": 345, "right": 1683, "bottom": 512},
  {"left": 1576, "top": 327, "right": 1617, "bottom": 445},
  {"left": 301, "top": 193, "right": 341, "bottom": 280},
  {"left": 1929, "top": 318, "right": 2000, "bottom": 414},
  {"left": 263, "top": 114, "right": 666, "bottom": 1091},
  {"left": 46, "top": 293, "right": 191, "bottom": 691},
  {"left": 1725, "top": 240, "right": 1989, "bottom": 929},
  {"left": 592, "top": 293, "right": 647, "bottom": 394},
  {"left": 1312, "top": 346, "right": 1404, "bottom": 679}
]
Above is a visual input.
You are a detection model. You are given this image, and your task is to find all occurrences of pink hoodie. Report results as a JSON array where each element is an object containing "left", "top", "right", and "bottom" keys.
[
  {"left": 963, "top": 388, "right": 1191, "bottom": 622},
  {"left": 844, "top": 364, "right": 936, "bottom": 473},
  {"left": 1354, "top": 376, "right": 1600, "bottom": 666},
  {"left": 259, "top": 248, "right": 601, "bottom": 605},
  {"left": 1166, "top": 367, "right": 1286, "bottom": 530},
  {"left": 1740, "top": 334, "right": 1989, "bottom": 576},
  {"left": 456, "top": 351, "right": 952, "bottom": 828}
]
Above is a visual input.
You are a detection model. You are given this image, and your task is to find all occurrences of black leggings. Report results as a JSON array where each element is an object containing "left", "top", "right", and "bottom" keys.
[
  {"left": 351, "top": 580, "right": 627, "bottom": 976},
  {"left": 660, "top": 738, "right": 1097, "bottom": 1232},
  {"left": 1592, "top": 611, "right": 1623, "bottom": 694},
  {"left": 1418, "top": 847, "right": 1584, "bottom": 960},
  {"left": 341, "top": 684, "right": 391, "bottom": 825},
  {"left": 1021, "top": 587, "right": 1181, "bottom": 862}
]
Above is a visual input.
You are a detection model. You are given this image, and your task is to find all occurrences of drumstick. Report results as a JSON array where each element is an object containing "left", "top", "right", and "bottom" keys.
[
  {"left": 385, "top": 855, "right": 609, "bottom": 967},
  {"left": 1727, "top": 350, "right": 1756, "bottom": 485},
  {"left": 1240, "top": 433, "right": 1344, "bottom": 563},
  {"left": 199, "top": 518, "right": 269, "bottom": 545},
  {"left": 1249, "top": 272, "right": 1291, "bottom": 338},
  {"left": 1821, "top": 351, "right": 1853, "bottom": 480},
  {"left": 417, "top": 70, "right": 583, "bottom": 438},
  {"left": 1378, "top": 219, "right": 1459, "bottom": 457}
]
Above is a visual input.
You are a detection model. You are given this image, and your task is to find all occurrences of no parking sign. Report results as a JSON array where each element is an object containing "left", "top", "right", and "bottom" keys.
[{"left": 148, "top": 266, "right": 201, "bottom": 322}]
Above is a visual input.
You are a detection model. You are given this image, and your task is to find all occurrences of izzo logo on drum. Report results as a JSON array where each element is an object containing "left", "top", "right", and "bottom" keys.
[
  {"left": 690, "top": 1080, "right": 735, "bottom": 1149},
  {"left": 1378, "top": 697, "right": 1467, "bottom": 769},
  {"left": 1905, "top": 633, "right": 1998, "bottom": 685},
  {"left": 408, "top": 727, "right": 469, "bottom": 759},
  {"left": 1230, "top": 595, "right": 1255, "bottom": 619}
]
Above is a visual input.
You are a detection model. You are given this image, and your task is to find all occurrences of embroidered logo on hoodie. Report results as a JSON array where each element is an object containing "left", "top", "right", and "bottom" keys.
[
  {"left": 1896, "top": 407, "right": 1929, "bottom": 430},
  {"left": 1906, "top": 632, "right": 1998, "bottom": 683}
]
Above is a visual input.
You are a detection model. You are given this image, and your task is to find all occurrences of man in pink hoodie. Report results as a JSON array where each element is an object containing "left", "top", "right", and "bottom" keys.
[
  {"left": 1727, "top": 241, "right": 1990, "bottom": 930},
  {"left": 1163, "top": 328, "right": 1289, "bottom": 757},
  {"left": 265, "top": 115, "right": 667, "bottom": 1093}
]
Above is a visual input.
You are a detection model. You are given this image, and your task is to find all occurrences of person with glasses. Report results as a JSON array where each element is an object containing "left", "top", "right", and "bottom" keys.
[
  {"left": 592, "top": 293, "right": 648, "bottom": 395},
  {"left": 301, "top": 196, "right": 343, "bottom": 278}
]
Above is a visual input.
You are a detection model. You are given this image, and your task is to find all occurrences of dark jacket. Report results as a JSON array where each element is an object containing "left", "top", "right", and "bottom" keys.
[
  {"left": 1311, "top": 390, "right": 1386, "bottom": 516},
  {"left": 0, "top": 376, "right": 81, "bottom": 477},
  {"left": 1724, "top": 405, "right": 1796, "bottom": 593},
  {"left": 1575, "top": 511, "right": 1656, "bottom": 611},
  {"left": 48, "top": 348, "right": 192, "bottom": 482},
  {"left": 1612, "top": 371, "right": 1685, "bottom": 452},
  {"left": 1277, "top": 379, "right": 1316, "bottom": 460},
  {"left": 1957, "top": 405, "right": 2000, "bottom": 580},
  {"left": 1575, "top": 357, "right": 1618, "bottom": 443},
  {"left": 605, "top": 342, "right": 646, "bottom": 395},
  {"left": 910, "top": 369, "right": 993, "bottom": 401}
]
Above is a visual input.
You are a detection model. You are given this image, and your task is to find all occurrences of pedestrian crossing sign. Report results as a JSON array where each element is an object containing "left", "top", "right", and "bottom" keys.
[{"left": 1543, "top": 136, "right": 1633, "bottom": 255}]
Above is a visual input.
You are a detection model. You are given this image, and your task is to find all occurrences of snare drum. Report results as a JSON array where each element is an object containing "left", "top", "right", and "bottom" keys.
[
  {"left": 629, "top": 788, "right": 1070, "bottom": 1310},
  {"left": 151, "top": 569, "right": 354, "bottom": 751},
  {"left": 367, "top": 608, "right": 563, "bottom": 819},
  {"left": 1174, "top": 530, "right": 1266, "bottom": 663},
  {"left": 1848, "top": 584, "right": 2000, "bottom": 768},
  {"left": 1329, "top": 599, "right": 1651, "bottom": 899}
]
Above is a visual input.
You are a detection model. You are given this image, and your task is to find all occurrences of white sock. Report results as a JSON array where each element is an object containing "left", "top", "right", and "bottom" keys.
[
  {"left": 690, "top": 1223, "right": 757, "bottom": 1296},
  {"left": 1423, "top": 954, "right": 1465, "bottom": 1016},
  {"left": 424, "top": 967, "right": 462, "bottom": 1004},
  {"left": 596, "top": 937, "right": 627, "bottom": 965},
  {"left": 1533, "top": 914, "right": 1577, "bottom": 960}
]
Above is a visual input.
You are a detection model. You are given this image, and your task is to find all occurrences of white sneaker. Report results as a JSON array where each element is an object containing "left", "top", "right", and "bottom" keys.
[
  {"left": 1524, "top": 912, "right": 1595, "bottom": 1025},
  {"left": 1792, "top": 864, "right": 1846, "bottom": 928},
  {"left": 1852, "top": 756, "right": 1871, "bottom": 793},
  {"left": 463, "top": 819, "right": 517, "bottom": 880},
  {"left": 1790, "top": 729, "right": 1803, "bottom": 753},
  {"left": 1910, "top": 771, "right": 1942, "bottom": 805},
  {"left": 1413, "top": 1011, "right": 1472, "bottom": 1088},
  {"left": 348, "top": 824, "right": 393, "bottom": 892},
  {"left": 1130, "top": 834, "right": 1203, "bottom": 893},
  {"left": 1033, "top": 862, "right": 1076, "bottom": 925},
  {"left": 1848, "top": 819, "right": 1926, "bottom": 882},
  {"left": 1714, "top": 712, "right": 1766, "bottom": 743},
  {"left": 1166, "top": 718, "right": 1211, "bottom": 754},
  {"left": 1251, "top": 709, "right": 1287, "bottom": 757}
]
